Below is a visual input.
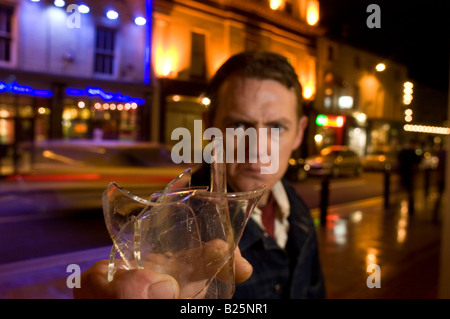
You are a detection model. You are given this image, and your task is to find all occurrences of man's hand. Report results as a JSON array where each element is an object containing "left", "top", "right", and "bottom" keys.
[{"left": 73, "top": 247, "right": 252, "bottom": 299}]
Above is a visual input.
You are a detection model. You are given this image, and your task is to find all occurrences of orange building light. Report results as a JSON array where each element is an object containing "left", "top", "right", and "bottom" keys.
[
  {"left": 269, "top": 0, "right": 284, "bottom": 10},
  {"left": 302, "top": 84, "right": 315, "bottom": 100},
  {"left": 154, "top": 46, "right": 179, "bottom": 77},
  {"left": 306, "top": 0, "right": 320, "bottom": 26},
  {"left": 375, "top": 63, "right": 386, "bottom": 72}
]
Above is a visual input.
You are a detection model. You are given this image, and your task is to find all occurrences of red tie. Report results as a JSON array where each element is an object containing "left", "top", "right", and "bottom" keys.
[{"left": 260, "top": 194, "right": 276, "bottom": 238}]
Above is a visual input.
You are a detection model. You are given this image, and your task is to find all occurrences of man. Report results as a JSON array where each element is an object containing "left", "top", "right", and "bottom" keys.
[
  {"left": 75, "top": 51, "right": 325, "bottom": 299},
  {"left": 398, "top": 139, "right": 421, "bottom": 215}
]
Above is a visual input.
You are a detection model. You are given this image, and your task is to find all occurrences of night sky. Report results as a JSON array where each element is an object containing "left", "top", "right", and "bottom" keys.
[{"left": 319, "top": 0, "right": 450, "bottom": 91}]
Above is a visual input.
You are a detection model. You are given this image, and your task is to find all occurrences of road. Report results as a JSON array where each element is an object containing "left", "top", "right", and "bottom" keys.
[
  {"left": 294, "top": 171, "right": 403, "bottom": 209},
  {"left": 0, "top": 169, "right": 435, "bottom": 265},
  {"left": 0, "top": 166, "right": 189, "bottom": 264}
]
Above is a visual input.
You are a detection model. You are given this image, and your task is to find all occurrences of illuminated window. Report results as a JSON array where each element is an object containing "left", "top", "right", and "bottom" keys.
[
  {"left": 94, "top": 27, "right": 116, "bottom": 75},
  {"left": 0, "top": 6, "right": 12, "bottom": 62},
  {"left": 338, "top": 96, "right": 353, "bottom": 109}
]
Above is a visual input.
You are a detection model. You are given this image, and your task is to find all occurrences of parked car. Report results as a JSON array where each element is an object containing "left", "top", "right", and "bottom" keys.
[
  {"left": 362, "top": 151, "right": 399, "bottom": 171},
  {"left": 304, "top": 145, "right": 363, "bottom": 178}
]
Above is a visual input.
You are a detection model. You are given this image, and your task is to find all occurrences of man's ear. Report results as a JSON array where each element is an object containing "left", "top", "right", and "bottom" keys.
[{"left": 292, "top": 116, "right": 308, "bottom": 150}]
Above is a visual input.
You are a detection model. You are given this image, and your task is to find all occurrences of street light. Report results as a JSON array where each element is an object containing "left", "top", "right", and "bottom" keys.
[{"left": 375, "top": 63, "right": 386, "bottom": 72}]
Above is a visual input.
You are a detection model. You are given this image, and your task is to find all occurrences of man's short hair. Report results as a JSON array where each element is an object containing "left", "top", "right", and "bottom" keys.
[{"left": 205, "top": 51, "right": 303, "bottom": 123}]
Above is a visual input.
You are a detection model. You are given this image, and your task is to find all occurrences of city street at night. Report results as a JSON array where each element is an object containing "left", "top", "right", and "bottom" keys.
[
  {"left": 0, "top": 0, "right": 449, "bottom": 302},
  {"left": 0, "top": 169, "right": 417, "bottom": 263},
  {"left": 0, "top": 167, "right": 444, "bottom": 299}
]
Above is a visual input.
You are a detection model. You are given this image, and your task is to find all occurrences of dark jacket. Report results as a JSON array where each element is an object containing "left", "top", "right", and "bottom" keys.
[{"left": 191, "top": 165, "right": 326, "bottom": 299}]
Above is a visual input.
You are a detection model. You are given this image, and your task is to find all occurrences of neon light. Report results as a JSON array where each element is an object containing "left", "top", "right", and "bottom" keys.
[
  {"left": 86, "top": 87, "right": 114, "bottom": 100},
  {"left": 316, "top": 114, "right": 327, "bottom": 126},
  {"left": 315, "top": 114, "right": 345, "bottom": 128},
  {"left": 65, "top": 87, "right": 145, "bottom": 104},
  {"left": 65, "top": 88, "right": 84, "bottom": 95},
  {"left": 336, "top": 116, "right": 345, "bottom": 127},
  {"left": 404, "top": 124, "right": 450, "bottom": 135},
  {"left": 144, "top": 0, "right": 152, "bottom": 85},
  {"left": 0, "top": 81, "right": 53, "bottom": 97}
]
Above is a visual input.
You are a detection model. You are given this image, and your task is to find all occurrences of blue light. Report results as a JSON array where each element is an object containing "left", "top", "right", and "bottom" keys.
[
  {"left": 65, "top": 87, "right": 145, "bottom": 105},
  {"left": 54, "top": 0, "right": 65, "bottom": 7},
  {"left": 78, "top": 4, "right": 90, "bottom": 14},
  {"left": 144, "top": 0, "right": 152, "bottom": 85},
  {"left": 65, "top": 88, "right": 85, "bottom": 96},
  {"left": 33, "top": 90, "right": 53, "bottom": 97},
  {"left": 0, "top": 81, "right": 53, "bottom": 97},
  {"left": 134, "top": 17, "right": 146, "bottom": 26},
  {"left": 106, "top": 10, "right": 119, "bottom": 20}
]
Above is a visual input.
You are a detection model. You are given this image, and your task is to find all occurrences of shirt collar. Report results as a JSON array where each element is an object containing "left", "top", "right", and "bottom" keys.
[
  {"left": 253, "top": 180, "right": 290, "bottom": 219},
  {"left": 270, "top": 180, "right": 290, "bottom": 219}
]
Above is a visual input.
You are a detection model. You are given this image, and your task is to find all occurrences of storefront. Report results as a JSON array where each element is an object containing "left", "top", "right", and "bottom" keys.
[
  {"left": 313, "top": 113, "right": 347, "bottom": 152},
  {"left": 0, "top": 76, "right": 151, "bottom": 176},
  {"left": 312, "top": 113, "right": 371, "bottom": 157},
  {"left": 0, "top": 80, "right": 52, "bottom": 175},
  {"left": 62, "top": 86, "right": 146, "bottom": 141}
]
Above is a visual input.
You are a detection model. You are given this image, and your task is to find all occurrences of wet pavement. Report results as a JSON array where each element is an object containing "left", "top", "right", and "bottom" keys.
[
  {"left": 314, "top": 190, "right": 443, "bottom": 299},
  {"left": 0, "top": 186, "right": 445, "bottom": 299}
]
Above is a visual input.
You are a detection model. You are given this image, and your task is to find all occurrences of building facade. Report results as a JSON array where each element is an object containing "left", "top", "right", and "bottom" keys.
[
  {"left": 0, "top": 0, "right": 152, "bottom": 174},
  {"left": 315, "top": 37, "right": 410, "bottom": 156},
  {"left": 3, "top": 0, "right": 423, "bottom": 175},
  {"left": 150, "top": 0, "right": 324, "bottom": 157},
  {"left": 0, "top": 0, "right": 325, "bottom": 175}
]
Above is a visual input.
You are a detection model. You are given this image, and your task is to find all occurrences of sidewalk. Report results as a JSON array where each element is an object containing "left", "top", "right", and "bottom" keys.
[
  {"left": 0, "top": 188, "right": 444, "bottom": 299},
  {"left": 314, "top": 189, "right": 443, "bottom": 299}
]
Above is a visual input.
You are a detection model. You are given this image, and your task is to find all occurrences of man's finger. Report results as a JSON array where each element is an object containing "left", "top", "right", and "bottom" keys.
[
  {"left": 234, "top": 247, "right": 253, "bottom": 283},
  {"left": 74, "top": 259, "right": 180, "bottom": 299}
]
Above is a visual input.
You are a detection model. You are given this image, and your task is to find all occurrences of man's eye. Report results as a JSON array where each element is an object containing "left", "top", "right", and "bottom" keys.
[
  {"left": 272, "top": 123, "right": 286, "bottom": 131},
  {"left": 233, "top": 122, "right": 246, "bottom": 129}
]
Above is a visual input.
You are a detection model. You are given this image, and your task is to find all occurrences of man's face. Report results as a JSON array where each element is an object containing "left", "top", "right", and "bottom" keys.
[{"left": 212, "top": 76, "right": 307, "bottom": 201}]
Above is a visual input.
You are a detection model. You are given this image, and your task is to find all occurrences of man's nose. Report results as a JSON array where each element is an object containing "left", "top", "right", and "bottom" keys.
[{"left": 247, "top": 127, "right": 272, "bottom": 163}]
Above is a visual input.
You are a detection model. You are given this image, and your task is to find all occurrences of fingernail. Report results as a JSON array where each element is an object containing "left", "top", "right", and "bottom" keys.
[{"left": 147, "top": 280, "right": 176, "bottom": 299}]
